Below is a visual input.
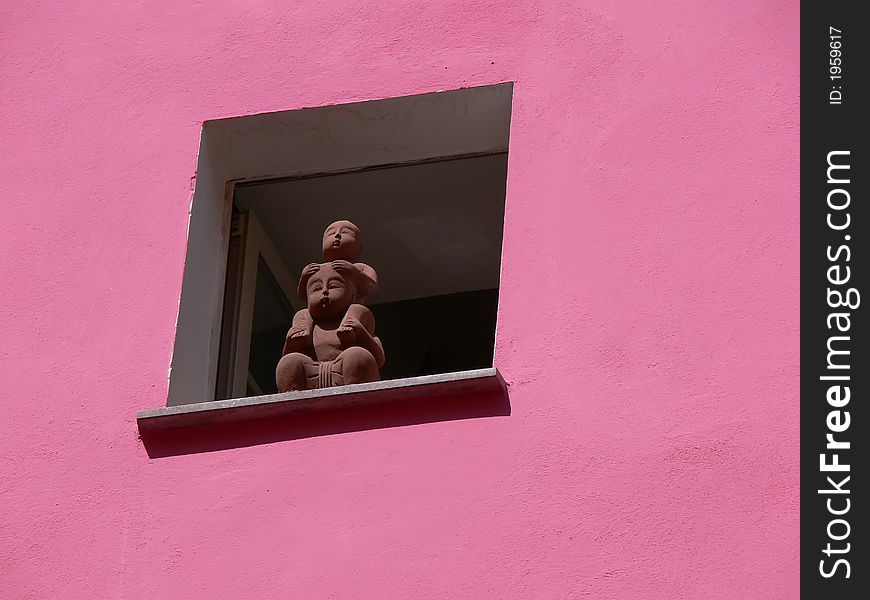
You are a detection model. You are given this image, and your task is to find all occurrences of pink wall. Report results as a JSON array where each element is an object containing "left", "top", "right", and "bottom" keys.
[{"left": 1, "top": 1, "right": 798, "bottom": 598}]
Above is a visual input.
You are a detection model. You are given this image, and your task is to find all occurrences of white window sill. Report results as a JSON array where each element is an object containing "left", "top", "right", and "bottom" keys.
[{"left": 138, "top": 368, "right": 506, "bottom": 434}]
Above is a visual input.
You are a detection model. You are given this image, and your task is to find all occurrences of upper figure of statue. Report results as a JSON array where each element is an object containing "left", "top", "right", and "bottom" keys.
[
  {"left": 286, "top": 220, "right": 379, "bottom": 343},
  {"left": 275, "top": 220, "right": 384, "bottom": 391}
]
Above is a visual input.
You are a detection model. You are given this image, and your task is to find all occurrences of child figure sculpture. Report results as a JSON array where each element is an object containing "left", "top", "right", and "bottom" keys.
[
  {"left": 285, "top": 220, "right": 378, "bottom": 345},
  {"left": 275, "top": 221, "right": 384, "bottom": 391}
]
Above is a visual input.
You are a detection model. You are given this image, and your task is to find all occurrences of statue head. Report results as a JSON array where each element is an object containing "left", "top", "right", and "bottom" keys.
[
  {"left": 322, "top": 220, "right": 363, "bottom": 262},
  {"left": 303, "top": 265, "right": 358, "bottom": 320}
]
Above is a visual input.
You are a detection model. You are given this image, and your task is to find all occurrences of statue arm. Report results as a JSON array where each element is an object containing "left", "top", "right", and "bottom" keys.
[
  {"left": 341, "top": 309, "right": 385, "bottom": 368},
  {"left": 283, "top": 309, "right": 314, "bottom": 356},
  {"left": 283, "top": 333, "right": 309, "bottom": 357},
  {"left": 353, "top": 263, "right": 379, "bottom": 296},
  {"left": 282, "top": 334, "right": 303, "bottom": 357}
]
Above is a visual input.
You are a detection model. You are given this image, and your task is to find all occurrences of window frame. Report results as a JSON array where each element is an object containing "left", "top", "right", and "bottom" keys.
[
  {"left": 164, "top": 83, "right": 514, "bottom": 409},
  {"left": 215, "top": 198, "right": 297, "bottom": 400}
]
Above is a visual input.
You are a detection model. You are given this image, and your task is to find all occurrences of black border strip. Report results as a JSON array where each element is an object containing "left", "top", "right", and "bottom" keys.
[{"left": 801, "top": 3, "right": 868, "bottom": 596}]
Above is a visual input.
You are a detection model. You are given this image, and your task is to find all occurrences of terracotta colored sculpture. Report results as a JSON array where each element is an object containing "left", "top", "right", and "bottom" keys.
[{"left": 276, "top": 221, "right": 384, "bottom": 391}]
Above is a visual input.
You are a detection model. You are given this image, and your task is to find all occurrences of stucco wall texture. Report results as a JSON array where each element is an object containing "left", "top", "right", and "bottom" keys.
[{"left": 1, "top": 1, "right": 798, "bottom": 598}]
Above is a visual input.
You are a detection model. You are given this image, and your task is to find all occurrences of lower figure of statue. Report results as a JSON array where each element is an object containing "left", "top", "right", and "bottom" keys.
[{"left": 276, "top": 264, "right": 385, "bottom": 392}]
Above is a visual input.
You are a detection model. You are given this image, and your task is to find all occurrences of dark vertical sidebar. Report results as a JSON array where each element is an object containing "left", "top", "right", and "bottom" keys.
[{"left": 801, "top": 3, "right": 867, "bottom": 597}]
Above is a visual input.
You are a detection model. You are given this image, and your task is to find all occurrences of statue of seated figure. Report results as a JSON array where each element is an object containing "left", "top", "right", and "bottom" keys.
[
  {"left": 284, "top": 220, "right": 378, "bottom": 346},
  {"left": 275, "top": 256, "right": 385, "bottom": 392}
]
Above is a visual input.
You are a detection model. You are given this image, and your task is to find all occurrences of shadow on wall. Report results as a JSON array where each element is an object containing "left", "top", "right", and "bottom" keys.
[{"left": 140, "top": 389, "right": 510, "bottom": 458}]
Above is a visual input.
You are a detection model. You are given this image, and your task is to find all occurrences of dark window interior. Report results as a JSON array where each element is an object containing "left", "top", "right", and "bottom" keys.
[
  {"left": 371, "top": 289, "right": 498, "bottom": 380},
  {"left": 220, "top": 152, "right": 507, "bottom": 399},
  {"left": 247, "top": 256, "right": 294, "bottom": 396}
]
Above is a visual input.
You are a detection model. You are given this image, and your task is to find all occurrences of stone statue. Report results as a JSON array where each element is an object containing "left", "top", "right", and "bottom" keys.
[{"left": 275, "top": 220, "right": 384, "bottom": 391}]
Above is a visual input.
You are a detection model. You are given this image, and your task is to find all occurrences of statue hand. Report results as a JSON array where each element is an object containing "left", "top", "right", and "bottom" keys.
[
  {"left": 286, "top": 326, "right": 309, "bottom": 340},
  {"left": 344, "top": 317, "right": 365, "bottom": 333},
  {"left": 336, "top": 317, "right": 366, "bottom": 346},
  {"left": 283, "top": 325, "right": 312, "bottom": 355},
  {"left": 302, "top": 263, "right": 320, "bottom": 277},
  {"left": 331, "top": 259, "right": 354, "bottom": 272}
]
